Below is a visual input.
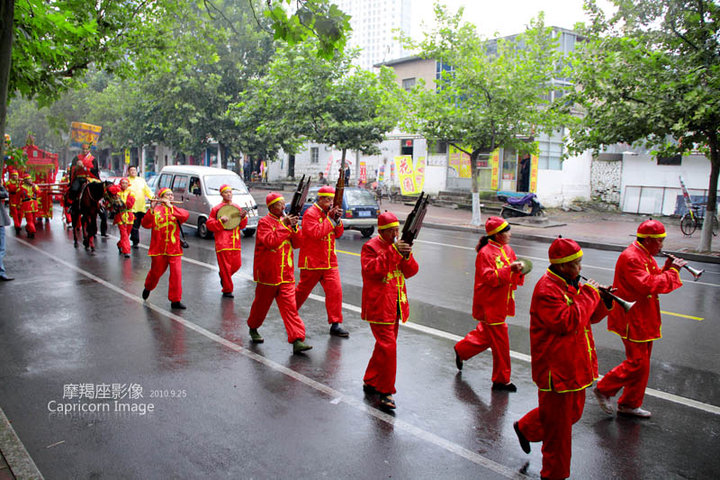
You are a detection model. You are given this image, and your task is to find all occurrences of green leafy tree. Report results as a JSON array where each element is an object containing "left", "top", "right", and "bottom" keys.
[
  {"left": 566, "top": 0, "right": 720, "bottom": 252},
  {"left": 402, "top": 5, "right": 567, "bottom": 225},
  {"left": 0, "top": 0, "right": 181, "bottom": 174}
]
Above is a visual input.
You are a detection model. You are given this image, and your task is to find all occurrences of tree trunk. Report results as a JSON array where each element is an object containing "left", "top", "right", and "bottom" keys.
[
  {"left": 469, "top": 149, "right": 482, "bottom": 226},
  {"left": 0, "top": 0, "right": 15, "bottom": 176},
  {"left": 341, "top": 148, "right": 347, "bottom": 180},
  {"left": 699, "top": 134, "right": 719, "bottom": 252}
]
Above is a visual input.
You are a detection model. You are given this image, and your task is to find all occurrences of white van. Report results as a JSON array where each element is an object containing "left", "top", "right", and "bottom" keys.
[{"left": 155, "top": 165, "right": 259, "bottom": 238}]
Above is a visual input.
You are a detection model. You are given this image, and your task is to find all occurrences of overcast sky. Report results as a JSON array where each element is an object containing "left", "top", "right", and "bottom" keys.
[{"left": 410, "top": 0, "right": 616, "bottom": 39}]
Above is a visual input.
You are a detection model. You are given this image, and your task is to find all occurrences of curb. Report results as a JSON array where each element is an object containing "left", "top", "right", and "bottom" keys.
[{"left": 422, "top": 222, "right": 720, "bottom": 265}]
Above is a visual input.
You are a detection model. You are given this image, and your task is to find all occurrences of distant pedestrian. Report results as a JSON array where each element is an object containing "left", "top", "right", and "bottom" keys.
[
  {"left": 454, "top": 217, "right": 525, "bottom": 391},
  {"left": 593, "top": 219, "right": 685, "bottom": 419},
  {"left": 0, "top": 184, "right": 14, "bottom": 281},
  {"left": 127, "top": 166, "right": 154, "bottom": 248},
  {"left": 361, "top": 212, "right": 419, "bottom": 410},
  {"left": 317, "top": 172, "right": 329, "bottom": 185},
  {"left": 246, "top": 192, "right": 312, "bottom": 354},
  {"left": 514, "top": 238, "right": 610, "bottom": 480},
  {"left": 344, "top": 166, "right": 351, "bottom": 183}
]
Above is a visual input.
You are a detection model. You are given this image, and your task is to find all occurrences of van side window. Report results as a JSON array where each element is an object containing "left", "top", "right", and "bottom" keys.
[
  {"left": 158, "top": 174, "right": 173, "bottom": 190},
  {"left": 172, "top": 175, "right": 189, "bottom": 193},
  {"left": 189, "top": 176, "right": 201, "bottom": 195}
]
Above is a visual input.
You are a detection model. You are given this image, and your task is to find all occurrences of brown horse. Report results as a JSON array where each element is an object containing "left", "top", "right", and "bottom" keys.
[{"left": 69, "top": 181, "right": 123, "bottom": 253}]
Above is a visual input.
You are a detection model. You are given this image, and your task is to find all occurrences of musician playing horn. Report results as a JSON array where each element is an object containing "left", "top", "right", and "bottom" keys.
[
  {"left": 514, "top": 237, "right": 610, "bottom": 480},
  {"left": 593, "top": 219, "right": 686, "bottom": 419},
  {"left": 295, "top": 185, "right": 349, "bottom": 337},
  {"left": 113, "top": 178, "right": 135, "bottom": 258},
  {"left": 206, "top": 184, "right": 247, "bottom": 298}
]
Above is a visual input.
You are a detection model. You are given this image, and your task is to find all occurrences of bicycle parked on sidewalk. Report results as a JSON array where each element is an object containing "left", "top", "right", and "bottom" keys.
[{"left": 680, "top": 204, "right": 718, "bottom": 236}]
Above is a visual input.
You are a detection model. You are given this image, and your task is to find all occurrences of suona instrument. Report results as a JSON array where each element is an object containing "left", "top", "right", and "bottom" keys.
[
  {"left": 579, "top": 275, "right": 636, "bottom": 312},
  {"left": 150, "top": 197, "right": 183, "bottom": 204},
  {"left": 332, "top": 167, "right": 345, "bottom": 221},
  {"left": 660, "top": 252, "right": 704, "bottom": 281}
]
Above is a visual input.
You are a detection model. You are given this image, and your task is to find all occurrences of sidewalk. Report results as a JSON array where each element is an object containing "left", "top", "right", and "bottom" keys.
[{"left": 250, "top": 188, "right": 719, "bottom": 262}]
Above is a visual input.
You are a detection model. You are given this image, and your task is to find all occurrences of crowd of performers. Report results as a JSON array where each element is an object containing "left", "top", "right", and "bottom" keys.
[{"left": 1, "top": 159, "right": 691, "bottom": 478}]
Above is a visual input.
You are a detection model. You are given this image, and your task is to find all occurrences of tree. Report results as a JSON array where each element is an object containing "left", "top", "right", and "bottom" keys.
[
  {"left": 231, "top": 42, "right": 401, "bottom": 174},
  {"left": 402, "top": 5, "right": 568, "bottom": 225},
  {"left": 566, "top": 0, "right": 720, "bottom": 252},
  {"left": 0, "top": 0, "right": 181, "bottom": 174}
]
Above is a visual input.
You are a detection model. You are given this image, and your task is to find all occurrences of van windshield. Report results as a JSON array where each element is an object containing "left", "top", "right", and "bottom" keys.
[{"left": 204, "top": 175, "right": 249, "bottom": 194}]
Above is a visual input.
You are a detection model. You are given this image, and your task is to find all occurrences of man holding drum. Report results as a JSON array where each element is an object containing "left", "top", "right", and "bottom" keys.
[{"left": 206, "top": 184, "right": 248, "bottom": 298}]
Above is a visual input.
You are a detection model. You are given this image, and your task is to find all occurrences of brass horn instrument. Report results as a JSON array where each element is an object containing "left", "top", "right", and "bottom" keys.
[
  {"left": 661, "top": 251, "right": 704, "bottom": 281},
  {"left": 579, "top": 275, "right": 636, "bottom": 313}
]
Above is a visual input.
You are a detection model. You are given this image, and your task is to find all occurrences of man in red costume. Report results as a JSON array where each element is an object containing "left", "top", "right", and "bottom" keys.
[
  {"left": 593, "top": 219, "right": 685, "bottom": 419},
  {"left": 18, "top": 173, "right": 39, "bottom": 238},
  {"left": 514, "top": 237, "right": 610, "bottom": 480},
  {"left": 295, "top": 185, "right": 349, "bottom": 337},
  {"left": 5, "top": 169, "right": 22, "bottom": 234},
  {"left": 141, "top": 188, "right": 190, "bottom": 309},
  {"left": 206, "top": 184, "right": 247, "bottom": 298},
  {"left": 246, "top": 192, "right": 312, "bottom": 354},
  {"left": 361, "top": 212, "right": 419, "bottom": 410},
  {"left": 454, "top": 216, "right": 525, "bottom": 391},
  {"left": 66, "top": 142, "right": 99, "bottom": 209},
  {"left": 113, "top": 179, "right": 135, "bottom": 258}
]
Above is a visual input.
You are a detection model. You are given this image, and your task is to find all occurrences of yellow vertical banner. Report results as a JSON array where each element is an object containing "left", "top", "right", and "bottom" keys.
[
  {"left": 490, "top": 149, "right": 500, "bottom": 190},
  {"left": 124, "top": 149, "right": 131, "bottom": 164},
  {"left": 448, "top": 145, "right": 472, "bottom": 178},
  {"left": 394, "top": 155, "right": 415, "bottom": 195},
  {"left": 529, "top": 154, "right": 539, "bottom": 192},
  {"left": 413, "top": 156, "right": 426, "bottom": 192}
]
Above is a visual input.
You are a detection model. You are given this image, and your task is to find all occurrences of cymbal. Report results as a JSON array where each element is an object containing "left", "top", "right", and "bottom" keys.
[{"left": 517, "top": 257, "right": 533, "bottom": 275}]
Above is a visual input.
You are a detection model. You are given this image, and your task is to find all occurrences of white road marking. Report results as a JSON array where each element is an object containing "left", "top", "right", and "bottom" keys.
[{"left": 14, "top": 237, "right": 527, "bottom": 479}]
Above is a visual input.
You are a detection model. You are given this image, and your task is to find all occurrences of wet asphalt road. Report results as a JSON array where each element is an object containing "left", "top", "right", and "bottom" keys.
[{"left": 0, "top": 209, "right": 719, "bottom": 479}]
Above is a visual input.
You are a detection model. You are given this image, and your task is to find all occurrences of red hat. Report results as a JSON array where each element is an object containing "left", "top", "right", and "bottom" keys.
[
  {"left": 9, "top": 169, "right": 18, "bottom": 177},
  {"left": 485, "top": 216, "right": 509, "bottom": 236},
  {"left": 120, "top": 177, "right": 130, "bottom": 184},
  {"left": 266, "top": 192, "right": 285, "bottom": 207},
  {"left": 317, "top": 186, "right": 335, "bottom": 197},
  {"left": 637, "top": 219, "right": 666, "bottom": 238},
  {"left": 219, "top": 184, "right": 232, "bottom": 194},
  {"left": 107, "top": 185, "right": 120, "bottom": 195},
  {"left": 548, "top": 237, "right": 583, "bottom": 264},
  {"left": 21, "top": 172, "right": 31, "bottom": 179},
  {"left": 378, "top": 211, "right": 399, "bottom": 230},
  {"left": 157, "top": 187, "right": 172, "bottom": 198}
]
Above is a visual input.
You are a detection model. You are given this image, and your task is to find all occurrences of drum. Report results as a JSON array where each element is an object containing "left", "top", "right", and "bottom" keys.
[{"left": 217, "top": 204, "right": 245, "bottom": 230}]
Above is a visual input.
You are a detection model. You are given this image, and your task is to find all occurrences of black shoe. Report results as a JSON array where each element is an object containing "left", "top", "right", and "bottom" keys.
[
  {"left": 0, "top": 276, "right": 14, "bottom": 282},
  {"left": 171, "top": 301, "right": 187, "bottom": 310},
  {"left": 181, "top": 240, "right": 189, "bottom": 249},
  {"left": 454, "top": 347, "right": 463, "bottom": 371},
  {"left": 27, "top": 233, "right": 34, "bottom": 239},
  {"left": 131, "top": 243, "right": 139, "bottom": 249},
  {"left": 329, "top": 323, "right": 349, "bottom": 337},
  {"left": 363, "top": 384, "right": 377, "bottom": 395},
  {"left": 118, "top": 246, "right": 122, "bottom": 255},
  {"left": 377, "top": 394, "right": 396, "bottom": 410},
  {"left": 14, "top": 227, "right": 21, "bottom": 235},
  {"left": 124, "top": 254, "right": 131, "bottom": 258},
  {"left": 514, "top": 421, "right": 531, "bottom": 454},
  {"left": 492, "top": 382, "right": 517, "bottom": 392},
  {"left": 222, "top": 292, "right": 234, "bottom": 298},
  {"left": 142, "top": 288, "right": 150, "bottom": 300}
]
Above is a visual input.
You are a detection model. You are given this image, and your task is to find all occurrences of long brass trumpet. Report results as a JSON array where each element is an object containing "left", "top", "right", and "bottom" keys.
[
  {"left": 149, "top": 197, "right": 183, "bottom": 205},
  {"left": 579, "top": 275, "right": 636, "bottom": 312},
  {"left": 661, "top": 251, "right": 704, "bottom": 281}
]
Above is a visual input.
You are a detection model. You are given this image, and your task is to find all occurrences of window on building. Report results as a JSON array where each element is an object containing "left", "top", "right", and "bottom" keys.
[
  {"left": 401, "top": 139, "right": 414, "bottom": 156},
  {"left": 428, "top": 140, "right": 448, "bottom": 154},
  {"left": 402, "top": 77, "right": 416, "bottom": 91},
  {"left": 657, "top": 155, "right": 681, "bottom": 166},
  {"left": 537, "top": 130, "right": 564, "bottom": 170},
  {"left": 310, "top": 147, "right": 319, "bottom": 164}
]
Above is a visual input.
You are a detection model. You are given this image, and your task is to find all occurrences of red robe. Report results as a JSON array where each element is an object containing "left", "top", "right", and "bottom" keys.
[
  {"left": 5, "top": 178, "right": 21, "bottom": 229},
  {"left": 517, "top": 269, "right": 607, "bottom": 480},
  {"left": 246, "top": 213, "right": 306, "bottom": 343},
  {"left": 113, "top": 190, "right": 135, "bottom": 254},
  {"left": 141, "top": 204, "right": 190, "bottom": 302},
  {"left": 295, "top": 203, "right": 345, "bottom": 324},
  {"left": 361, "top": 235, "right": 419, "bottom": 395},
  {"left": 19, "top": 184, "right": 39, "bottom": 234},
  {"left": 597, "top": 241, "right": 683, "bottom": 409},
  {"left": 206, "top": 202, "right": 248, "bottom": 293},
  {"left": 455, "top": 240, "right": 525, "bottom": 384}
]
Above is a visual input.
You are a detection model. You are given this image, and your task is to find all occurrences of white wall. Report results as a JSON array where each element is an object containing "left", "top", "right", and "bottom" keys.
[
  {"left": 620, "top": 154, "right": 713, "bottom": 215},
  {"left": 536, "top": 151, "right": 593, "bottom": 207}
]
